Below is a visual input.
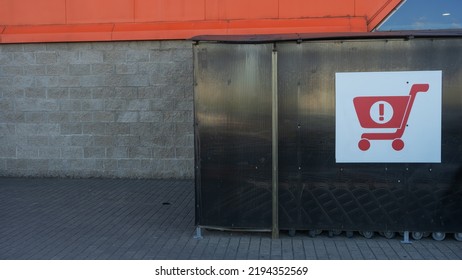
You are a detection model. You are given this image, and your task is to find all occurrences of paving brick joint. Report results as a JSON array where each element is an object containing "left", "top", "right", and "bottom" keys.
[{"left": 1, "top": 178, "right": 461, "bottom": 260}]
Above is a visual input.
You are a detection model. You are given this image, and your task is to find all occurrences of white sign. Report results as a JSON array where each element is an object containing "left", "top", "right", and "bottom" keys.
[{"left": 336, "top": 71, "right": 442, "bottom": 163}]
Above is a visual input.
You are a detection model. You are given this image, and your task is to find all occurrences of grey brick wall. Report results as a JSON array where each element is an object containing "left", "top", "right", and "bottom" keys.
[{"left": 0, "top": 41, "right": 194, "bottom": 179}]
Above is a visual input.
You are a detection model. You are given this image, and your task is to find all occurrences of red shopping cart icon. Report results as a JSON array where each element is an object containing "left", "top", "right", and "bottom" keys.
[{"left": 353, "top": 84, "right": 429, "bottom": 151}]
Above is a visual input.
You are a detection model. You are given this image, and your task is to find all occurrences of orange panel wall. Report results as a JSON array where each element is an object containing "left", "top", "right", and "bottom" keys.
[
  {"left": 205, "top": 0, "right": 279, "bottom": 20},
  {"left": 0, "top": 0, "right": 66, "bottom": 25},
  {"left": 356, "top": 0, "right": 394, "bottom": 16},
  {"left": 355, "top": 0, "right": 402, "bottom": 29},
  {"left": 66, "top": 0, "right": 134, "bottom": 24},
  {"left": 0, "top": 0, "right": 402, "bottom": 26},
  {"left": 0, "top": 0, "right": 403, "bottom": 43},
  {"left": 280, "top": 0, "right": 355, "bottom": 18},
  {"left": 135, "top": 0, "right": 205, "bottom": 22}
]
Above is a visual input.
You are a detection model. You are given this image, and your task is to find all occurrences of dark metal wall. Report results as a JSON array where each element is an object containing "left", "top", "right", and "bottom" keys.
[
  {"left": 194, "top": 37, "right": 462, "bottom": 233},
  {"left": 194, "top": 43, "right": 273, "bottom": 229},
  {"left": 278, "top": 39, "right": 462, "bottom": 232}
]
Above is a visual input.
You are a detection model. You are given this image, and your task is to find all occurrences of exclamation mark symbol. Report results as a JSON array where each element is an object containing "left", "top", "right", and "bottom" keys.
[{"left": 379, "top": 103, "right": 384, "bottom": 121}]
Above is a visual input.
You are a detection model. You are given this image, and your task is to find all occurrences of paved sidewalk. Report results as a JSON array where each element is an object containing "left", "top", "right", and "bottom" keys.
[{"left": 1, "top": 178, "right": 461, "bottom": 260}]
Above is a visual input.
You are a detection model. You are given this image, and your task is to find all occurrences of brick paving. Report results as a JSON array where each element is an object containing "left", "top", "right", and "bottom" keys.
[{"left": 1, "top": 178, "right": 462, "bottom": 260}]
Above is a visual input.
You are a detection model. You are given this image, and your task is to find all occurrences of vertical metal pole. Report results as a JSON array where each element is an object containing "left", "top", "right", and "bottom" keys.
[
  {"left": 272, "top": 46, "right": 279, "bottom": 239},
  {"left": 193, "top": 227, "right": 203, "bottom": 240},
  {"left": 401, "top": 231, "right": 412, "bottom": 244}
]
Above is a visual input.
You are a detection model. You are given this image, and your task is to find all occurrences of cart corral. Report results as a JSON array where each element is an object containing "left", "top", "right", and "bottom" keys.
[{"left": 193, "top": 32, "right": 462, "bottom": 241}]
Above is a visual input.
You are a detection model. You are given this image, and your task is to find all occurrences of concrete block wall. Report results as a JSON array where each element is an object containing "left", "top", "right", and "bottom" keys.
[{"left": 0, "top": 41, "right": 194, "bottom": 178}]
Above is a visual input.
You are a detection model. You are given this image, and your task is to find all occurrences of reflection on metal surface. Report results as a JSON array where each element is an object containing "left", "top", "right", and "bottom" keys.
[
  {"left": 278, "top": 38, "right": 462, "bottom": 232},
  {"left": 194, "top": 36, "right": 462, "bottom": 233},
  {"left": 272, "top": 47, "right": 279, "bottom": 238},
  {"left": 194, "top": 43, "right": 273, "bottom": 229}
]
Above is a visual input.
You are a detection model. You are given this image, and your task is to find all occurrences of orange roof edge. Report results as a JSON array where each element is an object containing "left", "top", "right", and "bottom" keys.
[
  {"left": 0, "top": 0, "right": 403, "bottom": 43},
  {"left": 0, "top": 18, "right": 369, "bottom": 44},
  {"left": 367, "top": 0, "right": 404, "bottom": 31},
  {"left": 1, "top": 24, "right": 114, "bottom": 44},
  {"left": 0, "top": 26, "right": 4, "bottom": 43}
]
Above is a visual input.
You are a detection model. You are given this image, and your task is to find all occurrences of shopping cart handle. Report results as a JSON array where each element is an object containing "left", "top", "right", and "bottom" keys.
[{"left": 410, "top": 83, "right": 429, "bottom": 95}]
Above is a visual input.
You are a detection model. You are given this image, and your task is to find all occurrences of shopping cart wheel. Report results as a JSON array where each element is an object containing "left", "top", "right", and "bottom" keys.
[
  {"left": 360, "top": 231, "right": 374, "bottom": 239},
  {"left": 412, "top": 231, "right": 424, "bottom": 240},
  {"left": 382, "top": 231, "right": 396, "bottom": 239},
  {"left": 454, "top": 233, "right": 462, "bottom": 241},
  {"left": 432, "top": 232, "right": 446, "bottom": 241},
  {"left": 358, "top": 139, "right": 370, "bottom": 151},
  {"left": 308, "top": 229, "right": 322, "bottom": 238},
  {"left": 392, "top": 139, "right": 404, "bottom": 151}
]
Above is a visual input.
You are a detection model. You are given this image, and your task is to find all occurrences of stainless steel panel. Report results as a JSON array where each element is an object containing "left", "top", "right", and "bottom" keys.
[
  {"left": 194, "top": 43, "right": 273, "bottom": 229},
  {"left": 194, "top": 37, "right": 462, "bottom": 233},
  {"left": 277, "top": 38, "right": 462, "bottom": 232}
]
